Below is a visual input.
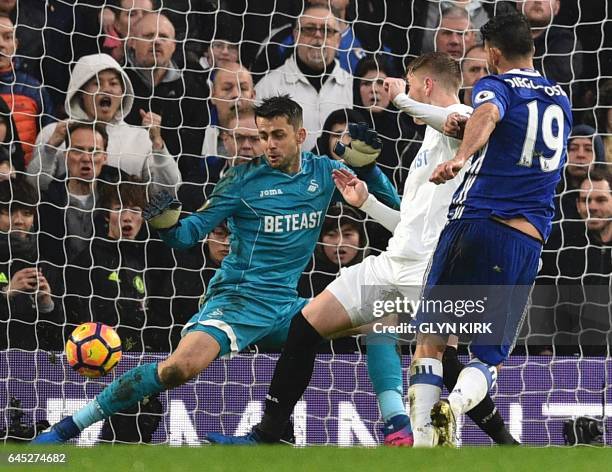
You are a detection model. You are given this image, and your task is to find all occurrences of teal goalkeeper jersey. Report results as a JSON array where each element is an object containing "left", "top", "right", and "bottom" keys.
[{"left": 160, "top": 151, "right": 399, "bottom": 301}]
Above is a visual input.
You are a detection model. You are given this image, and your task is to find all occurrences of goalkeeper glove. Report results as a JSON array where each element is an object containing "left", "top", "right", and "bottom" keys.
[
  {"left": 143, "top": 190, "right": 182, "bottom": 230},
  {"left": 334, "top": 122, "right": 382, "bottom": 167}
]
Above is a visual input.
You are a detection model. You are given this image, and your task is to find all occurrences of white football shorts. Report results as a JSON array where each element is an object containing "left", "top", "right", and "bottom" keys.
[{"left": 327, "top": 251, "right": 430, "bottom": 327}]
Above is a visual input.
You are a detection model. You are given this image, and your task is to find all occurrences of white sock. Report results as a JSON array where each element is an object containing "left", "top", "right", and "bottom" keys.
[
  {"left": 408, "top": 358, "right": 443, "bottom": 447},
  {"left": 448, "top": 360, "right": 496, "bottom": 418}
]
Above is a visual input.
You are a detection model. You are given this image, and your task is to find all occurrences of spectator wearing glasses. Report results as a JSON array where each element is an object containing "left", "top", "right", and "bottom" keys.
[
  {"left": 250, "top": 0, "right": 369, "bottom": 78},
  {"left": 37, "top": 122, "right": 125, "bottom": 267},
  {"left": 255, "top": 4, "right": 353, "bottom": 152}
]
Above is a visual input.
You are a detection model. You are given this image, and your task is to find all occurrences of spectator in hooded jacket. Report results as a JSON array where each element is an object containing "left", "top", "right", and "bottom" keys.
[
  {"left": 0, "top": 14, "right": 54, "bottom": 165},
  {"left": 0, "top": 178, "right": 63, "bottom": 350},
  {"left": 27, "top": 53, "right": 180, "bottom": 193}
]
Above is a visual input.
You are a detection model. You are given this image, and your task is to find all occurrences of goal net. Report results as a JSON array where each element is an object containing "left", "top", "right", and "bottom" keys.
[{"left": 0, "top": 0, "right": 609, "bottom": 446}]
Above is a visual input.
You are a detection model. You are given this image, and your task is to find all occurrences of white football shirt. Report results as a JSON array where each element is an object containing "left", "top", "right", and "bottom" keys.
[{"left": 386, "top": 103, "right": 473, "bottom": 263}]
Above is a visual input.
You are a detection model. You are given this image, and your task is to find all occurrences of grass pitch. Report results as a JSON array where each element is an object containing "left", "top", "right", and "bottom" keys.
[{"left": 1, "top": 445, "right": 610, "bottom": 472}]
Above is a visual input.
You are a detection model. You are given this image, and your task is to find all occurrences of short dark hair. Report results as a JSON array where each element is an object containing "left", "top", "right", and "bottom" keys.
[
  {"left": 254, "top": 95, "right": 303, "bottom": 130},
  {"left": 578, "top": 166, "right": 612, "bottom": 193},
  {"left": 0, "top": 178, "right": 39, "bottom": 213},
  {"left": 408, "top": 52, "right": 462, "bottom": 92},
  {"left": 65, "top": 121, "right": 109, "bottom": 151},
  {"left": 355, "top": 56, "right": 395, "bottom": 81},
  {"left": 316, "top": 108, "right": 366, "bottom": 157},
  {"left": 99, "top": 176, "right": 147, "bottom": 211},
  {"left": 480, "top": 13, "right": 534, "bottom": 60},
  {"left": 318, "top": 204, "right": 368, "bottom": 265}
]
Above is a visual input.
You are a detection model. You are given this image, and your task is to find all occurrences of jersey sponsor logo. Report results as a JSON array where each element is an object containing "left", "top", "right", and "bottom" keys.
[
  {"left": 503, "top": 77, "right": 566, "bottom": 97},
  {"left": 307, "top": 180, "right": 319, "bottom": 193},
  {"left": 263, "top": 211, "right": 323, "bottom": 233},
  {"left": 260, "top": 188, "right": 284, "bottom": 197},
  {"left": 474, "top": 90, "right": 496, "bottom": 104}
]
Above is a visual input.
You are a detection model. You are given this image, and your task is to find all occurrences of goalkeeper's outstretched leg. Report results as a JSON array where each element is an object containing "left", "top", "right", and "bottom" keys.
[{"left": 32, "top": 331, "right": 220, "bottom": 444}]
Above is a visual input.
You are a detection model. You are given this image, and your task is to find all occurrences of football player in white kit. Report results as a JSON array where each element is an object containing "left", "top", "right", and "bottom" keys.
[
  {"left": 210, "top": 51, "right": 517, "bottom": 447},
  {"left": 329, "top": 53, "right": 473, "bottom": 447}
]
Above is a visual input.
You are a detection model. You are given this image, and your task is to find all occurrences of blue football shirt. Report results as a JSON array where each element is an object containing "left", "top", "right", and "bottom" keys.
[{"left": 449, "top": 68, "right": 573, "bottom": 240}]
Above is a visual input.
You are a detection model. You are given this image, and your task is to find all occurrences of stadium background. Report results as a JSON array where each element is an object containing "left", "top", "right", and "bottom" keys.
[{"left": 0, "top": 0, "right": 610, "bottom": 447}]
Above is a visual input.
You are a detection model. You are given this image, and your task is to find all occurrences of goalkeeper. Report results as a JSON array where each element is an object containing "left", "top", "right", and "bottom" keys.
[{"left": 33, "top": 95, "right": 411, "bottom": 445}]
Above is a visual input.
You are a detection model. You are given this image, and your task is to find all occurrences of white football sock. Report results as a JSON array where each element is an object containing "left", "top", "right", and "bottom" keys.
[
  {"left": 408, "top": 357, "right": 443, "bottom": 447},
  {"left": 448, "top": 360, "right": 496, "bottom": 419}
]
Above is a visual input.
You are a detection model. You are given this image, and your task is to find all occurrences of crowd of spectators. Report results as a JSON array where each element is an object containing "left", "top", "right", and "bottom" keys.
[{"left": 0, "top": 0, "right": 608, "bottom": 358}]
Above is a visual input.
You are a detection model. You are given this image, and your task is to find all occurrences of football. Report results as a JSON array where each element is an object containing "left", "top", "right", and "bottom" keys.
[{"left": 65, "top": 322, "right": 122, "bottom": 378}]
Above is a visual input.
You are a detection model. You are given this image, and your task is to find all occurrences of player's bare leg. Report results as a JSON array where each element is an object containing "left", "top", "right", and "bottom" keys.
[
  {"left": 409, "top": 333, "right": 446, "bottom": 447},
  {"left": 33, "top": 332, "right": 220, "bottom": 444},
  {"left": 303, "top": 292, "right": 413, "bottom": 446},
  {"left": 157, "top": 332, "right": 221, "bottom": 387},
  {"left": 341, "top": 317, "right": 413, "bottom": 446},
  {"left": 301, "top": 289, "right": 353, "bottom": 335}
]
